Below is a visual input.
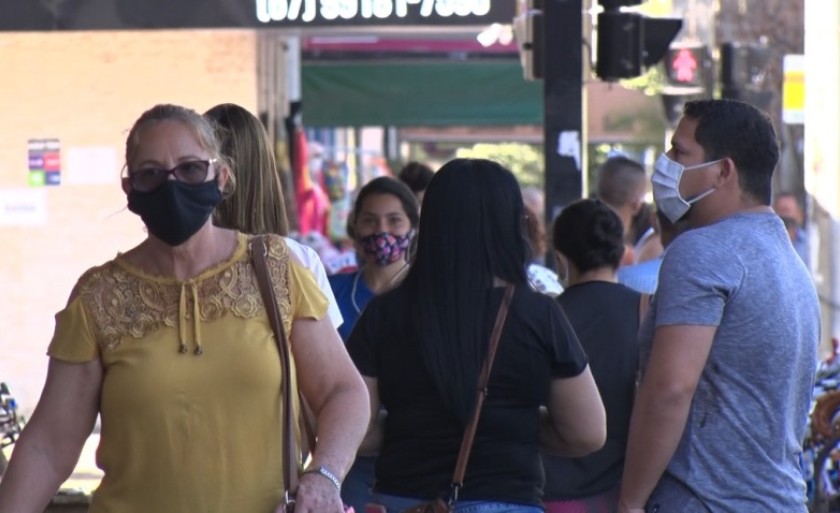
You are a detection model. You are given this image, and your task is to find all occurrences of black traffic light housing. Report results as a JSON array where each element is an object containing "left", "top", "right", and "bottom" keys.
[
  {"left": 512, "top": 0, "right": 544, "bottom": 80},
  {"left": 595, "top": 0, "right": 683, "bottom": 81},
  {"left": 720, "top": 42, "right": 773, "bottom": 110}
]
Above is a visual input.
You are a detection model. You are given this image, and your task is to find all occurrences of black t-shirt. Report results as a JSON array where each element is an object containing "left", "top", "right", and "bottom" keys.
[
  {"left": 347, "top": 285, "right": 588, "bottom": 506},
  {"left": 542, "top": 281, "right": 641, "bottom": 499}
]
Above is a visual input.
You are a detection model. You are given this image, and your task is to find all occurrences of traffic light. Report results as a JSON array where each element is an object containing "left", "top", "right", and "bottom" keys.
[
  {"left": 720, "top": 42, "right": 773, "bottom": 110},
  {"left": 512, "top": 0, "right": 543, "bottom": 81},
  {"left": 664, "top": 44, "right": 710, "bottom": 88},
  {"left": 660, "top": 43, "right": 711, "bottom": 126},
  {"left": 595, "top": 0, "right": 683, "bottom": 81}
]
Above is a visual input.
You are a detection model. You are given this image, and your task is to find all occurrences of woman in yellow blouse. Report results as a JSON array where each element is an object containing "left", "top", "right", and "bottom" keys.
[{"left": 0, "top": 104, "right": 369, "bottom": 513}]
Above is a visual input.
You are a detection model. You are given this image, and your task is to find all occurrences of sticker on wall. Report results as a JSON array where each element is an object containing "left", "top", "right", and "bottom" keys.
[
  {"left": 66, "top": 146, "right": 119, "bottom": 185},
  {"left": 0, "top": 188, "right": 47, "bottom": 226},
  {"left": 28, "top": 139, "right": 61, "bottom": 187}
]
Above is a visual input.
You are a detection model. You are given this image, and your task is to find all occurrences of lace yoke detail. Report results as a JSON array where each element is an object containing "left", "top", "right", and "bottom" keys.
[{"left": 76, "top": 235, "right": 292, "bottom": 352}]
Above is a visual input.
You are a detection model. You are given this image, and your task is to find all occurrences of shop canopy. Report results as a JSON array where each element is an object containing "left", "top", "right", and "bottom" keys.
[{"left": 302, "top": 60, "right": 544, "bottom": 127}]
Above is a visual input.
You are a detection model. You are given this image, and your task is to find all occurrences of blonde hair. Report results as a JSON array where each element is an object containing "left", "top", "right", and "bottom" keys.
[
  {"left": 205, "top": 103, "right": 289, "bottom": 236},
  {"left": 125, "top": 104, "right": 235, "bottom": 195}
]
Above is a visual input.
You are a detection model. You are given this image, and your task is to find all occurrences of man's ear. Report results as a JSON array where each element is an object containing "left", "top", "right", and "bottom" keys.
[
  {"left": 716, "top": 157, "right": 737, "bottom": 187},
  {"left": 121, "top": 176, "right": 131, "bottom": 194}
]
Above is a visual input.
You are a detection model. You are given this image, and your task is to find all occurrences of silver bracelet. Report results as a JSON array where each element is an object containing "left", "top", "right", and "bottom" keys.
[{"left": 302, "top": 465, "right": 342, "bottom": 492}]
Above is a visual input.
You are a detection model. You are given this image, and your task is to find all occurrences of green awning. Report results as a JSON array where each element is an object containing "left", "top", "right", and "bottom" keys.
[{"left": 302, "top": 61, "right": 543, "bottom": 127}]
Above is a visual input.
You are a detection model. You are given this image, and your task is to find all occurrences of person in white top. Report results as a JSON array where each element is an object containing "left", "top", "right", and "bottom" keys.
[
  {"left": 523, "top": 205, "right": 563, "bottom": 297},
  {"left": 204, "top": 103, "right": 342, "bottom": 328},
  {"left": 285, "top": 238, "right": 343, "bottom": 327}
]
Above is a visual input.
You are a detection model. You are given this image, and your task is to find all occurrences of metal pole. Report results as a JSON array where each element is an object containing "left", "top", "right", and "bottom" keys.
[{"left": 543, "top": 0, "right": 587, "bottom": 228}]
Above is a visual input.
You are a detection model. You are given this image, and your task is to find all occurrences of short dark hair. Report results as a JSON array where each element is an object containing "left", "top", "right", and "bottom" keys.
[
  {"left": 398, "top": 161, "right": 435, "bottom": 194},
  {"left": 552, "top": 198, "right": 625, "bottom": 272},
  {"left": 596, "top": 156, "right": 646, "bottom": 209},
  {"left": 353, "top": 177, "right": 420, "bottom": 236},
  {"left": 683, "top": 99, "right": 779, "bottom": 205}
]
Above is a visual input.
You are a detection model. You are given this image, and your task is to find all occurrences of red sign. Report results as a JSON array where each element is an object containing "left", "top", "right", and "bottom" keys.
[
  {"left": 671, "top": 48, "right": 698, "bottom": 84},
  {"left": 43, "top": 152, "right": 61, "bottom": 171}
]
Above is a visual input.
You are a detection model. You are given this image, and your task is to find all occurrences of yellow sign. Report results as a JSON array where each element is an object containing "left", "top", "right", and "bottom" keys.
[{"left": 783, "top": 55, "right": 804, "bottom": 124}]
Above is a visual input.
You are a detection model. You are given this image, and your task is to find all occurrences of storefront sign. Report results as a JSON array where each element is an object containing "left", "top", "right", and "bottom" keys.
[
  {"left": 256, "top": 0, "right": 500, "bottom": 24},
  {"left": 0, "top": 0, "right": 514, "bottom": 30}
]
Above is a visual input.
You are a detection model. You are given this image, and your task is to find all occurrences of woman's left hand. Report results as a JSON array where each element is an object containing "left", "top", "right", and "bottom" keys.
[{"left": 277, "top": 472, "right": 345, "bottom": 513}]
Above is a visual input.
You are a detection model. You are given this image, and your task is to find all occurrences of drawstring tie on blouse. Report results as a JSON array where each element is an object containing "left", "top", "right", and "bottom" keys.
[{"left": 178, "top": 282, "right": 204, "bottom": 356}]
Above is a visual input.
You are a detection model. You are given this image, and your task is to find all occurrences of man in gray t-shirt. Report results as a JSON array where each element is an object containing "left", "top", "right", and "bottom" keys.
[{"left": 618, "top": 99, "right": 819, "bottom": 513}]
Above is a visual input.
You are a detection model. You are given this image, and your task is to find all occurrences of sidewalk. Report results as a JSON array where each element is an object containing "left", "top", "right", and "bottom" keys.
[
  {"left": 3, "top": 434, "right": 103, "bottom": 495},
  {"left": 62, "top": 434, "right": 103, "bottom": 494}
]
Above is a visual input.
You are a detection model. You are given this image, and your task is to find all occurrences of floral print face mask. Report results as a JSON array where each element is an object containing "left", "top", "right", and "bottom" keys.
[{"left": 358, "top": 231, "right": 413, "bottom": 267}]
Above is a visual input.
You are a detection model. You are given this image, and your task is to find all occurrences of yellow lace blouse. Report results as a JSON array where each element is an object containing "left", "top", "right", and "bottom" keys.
[{"left": 47, "top": 233, "right": 327, "bottom": 513}]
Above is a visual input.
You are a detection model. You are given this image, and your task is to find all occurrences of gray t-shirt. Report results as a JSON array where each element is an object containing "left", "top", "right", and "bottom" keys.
[{"left": 640, "top": 211, "right": 819, "bottom": 512}]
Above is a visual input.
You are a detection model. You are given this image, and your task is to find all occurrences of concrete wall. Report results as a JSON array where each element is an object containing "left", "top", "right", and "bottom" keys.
[
  {"left": 804, "top": 0, "right": 840, "bottom": 355},
  {"left": 0, "top": 30, "right": 258, "bottom": 415},
  {"left": 804, "top": 0, "right": 840, "bottom": 218}
]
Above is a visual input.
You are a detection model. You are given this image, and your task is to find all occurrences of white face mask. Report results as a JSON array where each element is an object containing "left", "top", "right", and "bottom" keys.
[{"left": 652, "top": 153, "right": 723, "bottom": 223}]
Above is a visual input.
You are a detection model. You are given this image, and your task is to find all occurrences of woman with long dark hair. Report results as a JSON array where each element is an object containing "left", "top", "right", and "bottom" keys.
[{"left": 347, "top": 158, "right": 606, "bottom": 513}]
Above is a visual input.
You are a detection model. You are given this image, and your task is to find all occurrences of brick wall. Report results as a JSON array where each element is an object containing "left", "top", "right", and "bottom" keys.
[{"left": 0, "top": 30, "right": 258, "bottom": 414}]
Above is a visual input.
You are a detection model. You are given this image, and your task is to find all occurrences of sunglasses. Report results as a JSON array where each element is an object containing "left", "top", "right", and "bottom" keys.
[{"left": 127, "top": 159, "right": 216, "bottom": 193}]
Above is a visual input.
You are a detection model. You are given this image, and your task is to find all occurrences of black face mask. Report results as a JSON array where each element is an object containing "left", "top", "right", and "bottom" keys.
[{"left": 128, "top": 180, "right": 223, "bottom": 247}]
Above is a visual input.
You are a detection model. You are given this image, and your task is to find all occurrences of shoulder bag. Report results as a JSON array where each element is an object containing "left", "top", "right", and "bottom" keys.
[{"left": 250, "top": 235, "right": 324, "bottom": 512}]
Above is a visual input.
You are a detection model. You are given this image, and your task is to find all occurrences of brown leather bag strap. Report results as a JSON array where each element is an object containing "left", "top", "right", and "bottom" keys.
[
  {"left": 449, "top": 284, "right": 515, "bottom": 501},
  {"left": 250, "top": 235, "right": 300, "bottom": 497}
]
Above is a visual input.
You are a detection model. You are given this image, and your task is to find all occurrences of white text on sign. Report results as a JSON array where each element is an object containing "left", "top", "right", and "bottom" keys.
[{"left": 256, "top": 0, "right": 492, "bottom": 22}]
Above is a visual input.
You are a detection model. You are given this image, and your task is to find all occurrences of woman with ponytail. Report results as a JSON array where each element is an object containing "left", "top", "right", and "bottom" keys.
[{"left": 543, "top": 198, "right": 645, "bottom": 513}]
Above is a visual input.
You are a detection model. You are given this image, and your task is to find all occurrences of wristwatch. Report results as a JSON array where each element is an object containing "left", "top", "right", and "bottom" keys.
[{"left": 302, "top": 465, "right": 342, "bottom": 492}]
